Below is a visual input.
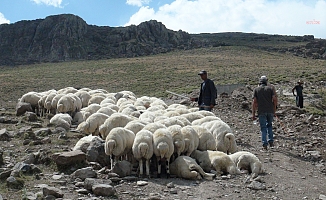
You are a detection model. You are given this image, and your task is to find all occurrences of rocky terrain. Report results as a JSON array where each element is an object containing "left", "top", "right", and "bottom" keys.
[{"left": 0, "top": 82, "right": 325, "bottom": 200}]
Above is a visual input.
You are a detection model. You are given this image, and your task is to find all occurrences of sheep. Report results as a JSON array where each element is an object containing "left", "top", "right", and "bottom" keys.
[
  {"left": 73, "top": 111, "right": 85, "bottom": 125},
  {"left": 167, "top": 125, "right": 185, "bottom": 160},
  {"left": 180, "top": 126, "right": 199, "bottom": 156},
  {"left": 100, "top": 97, "right": 116, "bottom": 106},
  {"left": 38, "top": 94, "right": 48, "bottom": 117},
  {"left": 58, "top": 87, "right": 78, "bottom": 94},
  {"left": 202, "top": 120, "right": 237, "bottom": 154},
  {"left": 150, "top": 99, "right": 168, "bottom": 109},
  {"left": 105, "top": 127, "right": 135, "bottom": 169},
  {"left": 139, "top": 111, "right": 156, "bottom": 124},
  {"left": 124, "top": 121, "right": 146, "bottom": 135},
  {"left": 99, "top": 113, "right": 136, "bottom": 139},
  {"left": 190, "top": 150, "right": 240, "bottom": 176},
  {"left": 170, "top": 116, "right": 191, "bottom": 126},
  {"left": 119, "top": 105, "right": 141, "bottom": 118},
  {"left": 44, "top": 92, "right": 57, "bottom": 115},
  {"left": 181, "top": 112, "right": 205, "bottom": 123},
  {"left": 67, "top": 93, "right": 82, "bottom": 114},
  {"left": 88, "top": 95, "right": 106, "bottom": 105},
  {"left": 163, "top": 110, "right": 180, "bottom": 118},
  {"left": 170, "top": 156, "right": 215, "bottom": 180},
  {"left": 156, "top": 117, "right": 185, "bottom": 127},
  {"left": 56, "top": 94, "right": 75, "bottom": 115},
  {"left": 191, "top": 116, "right": 222, "bottom": 126},
  {"left": 51, "top": 93, "right": 65, "bottom": 114},
  {"left": 96, "top": 106, "right": 116, "bottom": 116},
  {"left": 81, "top": 103, "right": 102, "bottom": 120},
  {"left": 132, "top": 130, "right": 154, "bottom": 177},
  {"left": 50, "top": 113, "right": 73, "bottom": 130},
  {"left": 75, "top": 90, "right": 91, "bottom": 108},
  {"left": 152, "top": 128, "right": 174, "bottom": 178},
  {"left": 142, "top": 122, "right": 167, "bottom": 134},
  {"left": 196, "top": 110, "right": 216, "bottom": 117},
  {"left": 19, "top": 92, "right": 42, "bottom": 115},
  {"left": 76, "top": 113, "right": 110, "bottom": 136},
  {"left": 191, "top": 125, "right": 216, "bottom": 151},
  {"left": 100, "top": 103, "right": 119, "bottom": 112},
  {"left": 228, "top": 151, "right": 263, "bottom": 178}
]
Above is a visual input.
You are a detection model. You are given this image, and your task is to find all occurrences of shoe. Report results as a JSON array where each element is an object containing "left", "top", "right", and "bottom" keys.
[
  {"left": 263, "top": 144, "right": 268, "bottom": 150},
  {"left": 269, "top": 141, "right": 274, "bottom": 147}
]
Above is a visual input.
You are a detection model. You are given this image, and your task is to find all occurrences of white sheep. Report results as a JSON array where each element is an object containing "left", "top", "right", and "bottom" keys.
[
  {"left": 96, "top": 106, "right": 116, "bottom": 116},
  {"left": 181, "top": 112, "right": 205, "bottom": 123},
  {"left": 180, "top": 126, "right": 199, "bottom": 156},
  {"left": 19, "top": 92, "right": 42, "bottom": 115},
  {"left": 170, "top": 116, "right": 191, "bottom": 126},
  {"left": 191, "top": 116, "right": 222, "bottom": 126},
  {"left": 100, "top": 103, "right": 119, "bottom": 112},
  {"left": 88, "top": 95, "right": 106, "bottom": 105},
  {"left": 58, "top": 87, "right": 78, "bottom": 94},
  {"left": 150, "top": 99, "right": 168, "bottom": 109},
  {"left": 170, "top": 156, "right": 215, "bottom": 180},
  {"left": 139, "top": 111, "right": 157, "bottom": 124},
  {"left": 81, "top": 103, "right": 102, "bottom": 120},
  {"left": 51, "top": 93, "right": 65, "bottom": 114},
  {"left": 228, "top": 151, "right": 263, "bottom": 178},
  {"left": 38, "top": 94, "right": 48, "bottom": 117},
  {"left": 142, "top": 122, "right": 167, "bottom": 134},
  {"left": 190, "top": 150, "right": 240, "bottom": 176},
  {"left": 167, "top": 125, "right": 185, "bottom": 159},
  {"left": 50, "top": 113, "right": 73, "bottom": 130},
  {"left": 105, "top": 127, "right": 135, "bottom": 169},
  {"left": 202, "top": 120, "right": 237, "bottom": 154},
  {"left": 196, "top": 110, "right": 216, "bottom": 117},
  {"left": 191, "top": 125, "right": 216, "bottom": 151},
  {"left": 76, "top": 113, "right": 110, "bottom": 136},
  {"left": 163, "top": 110, "right": 180, "bottom": 118},
  {"left": 75, "top": 90, "right": 91, "bottom": 108},
  {"left": 99, "top": 113, "right": 136, "bottom": 139},
  {"left": 132, "top": 129, "right": 154, "bottom": 177},
  {"left": 152, "top": 128, "right": 174, "bottom": 178},
  {"left": 56, "top": 94, "right": 75, "bottom": 115},
  {"left": 124, "top": 121, "right": 146, "bottom": 135},
  {"left": 73, "top": 111, "right": 85, "bottom": 125},
  {"left": 100, "top": 97, "right": 116, "bottom": 105},
  {"left": 156, "top": 117, "right": 185, "bottom": 127},
  {"left": 44, "top": 92, "right": 57, "bottom": 115}
]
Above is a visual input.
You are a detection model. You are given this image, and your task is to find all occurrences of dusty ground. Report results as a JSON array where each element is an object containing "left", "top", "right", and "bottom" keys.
[{"left": 0, "top": 84, "right": 325, "bottom": 200}]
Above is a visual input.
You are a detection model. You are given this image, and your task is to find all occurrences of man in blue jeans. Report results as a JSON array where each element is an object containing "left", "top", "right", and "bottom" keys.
[{"left": 252, "top": 76, "right": 277, "bottom": 150}]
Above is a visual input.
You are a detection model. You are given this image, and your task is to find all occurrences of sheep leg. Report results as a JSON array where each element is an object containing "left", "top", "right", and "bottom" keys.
[
  {"left": 157, "top": 156, "right": 161, "bottom": 178},
  {"left": 189, "top": 164, "right": 215, "bottom": 180},
  {"left": 139, "top": 159, "right": 143, "bottom": 177},
  {"left": 166, "top": 159, "right": 170, "bottom": 178},
  {"left": 146, "top": 159, "right": 150, "bottom": 178}
]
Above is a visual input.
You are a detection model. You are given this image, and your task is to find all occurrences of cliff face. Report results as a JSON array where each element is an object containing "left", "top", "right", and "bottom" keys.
[
  {"left": 0, "top": 14, "right": 194, "bottom": 65},
  {"left": 0, "top": 14, "right": 325, "bottom": 66}
]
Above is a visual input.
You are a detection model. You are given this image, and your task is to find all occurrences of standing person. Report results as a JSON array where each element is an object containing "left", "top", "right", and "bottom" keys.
[
  {"left": 190, "top": 70, "right": 217, "bottom": 112},
  {"left": 252, "top": 76, "right": 277, "bottom": 150},
  {"left": 292, "top": 80, "right": 304, "bottom": 108},
  {"left": 260, "top": 76, "right": 278, "bottom": 107}
]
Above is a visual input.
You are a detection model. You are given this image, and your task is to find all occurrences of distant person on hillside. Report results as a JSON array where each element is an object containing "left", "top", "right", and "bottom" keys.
[
  {"left": 252, "top": 76, "right": 277, "bottom": 150},
  {"left": 190, "top": 70, "right": 217, "bottom": 112},
  {"left": 292, "top": 80, "right": 304, "bottom": 108}
]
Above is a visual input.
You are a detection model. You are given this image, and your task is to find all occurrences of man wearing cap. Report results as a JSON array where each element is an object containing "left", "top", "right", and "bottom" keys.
[
  {"left": 292, "top": 80, "right": 304, "bottom": 108},
  {"left": 252, "top": 76, "right": 277, "bottom": 150},
  {"left": 190, "top": 70, "right": 217, "bottom": 112}
]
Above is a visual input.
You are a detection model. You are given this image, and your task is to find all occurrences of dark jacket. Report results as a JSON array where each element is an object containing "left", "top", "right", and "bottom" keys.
[{"left": 198, "top": 79, "right": 217, "bottom": 106}]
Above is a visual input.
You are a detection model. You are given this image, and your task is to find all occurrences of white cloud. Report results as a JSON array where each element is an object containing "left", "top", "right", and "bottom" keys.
[
  {"left": 31, "top": 0, "right": 63, "bottom": 7},
  {"left": 125, "top": 0, "right": 326, "bottom": 38},
  {"left": 0, "top": 13, "right": 10, "bottom": 24},
  {"left": 126, "top": 0, "right": 151, "bottom": 7}
]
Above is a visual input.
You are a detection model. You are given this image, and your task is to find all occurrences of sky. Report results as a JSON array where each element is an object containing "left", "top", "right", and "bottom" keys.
[{"left": 0, "top": 0, "right": 325, "bottom": 39}]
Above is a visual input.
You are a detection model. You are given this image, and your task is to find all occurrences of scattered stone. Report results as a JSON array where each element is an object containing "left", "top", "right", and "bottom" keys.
[
  {"left": 123, "top": 176, "right": 138, "bottom": 182},
  {"left": 51, "top": 150, "right": 86, "bottom": 166},
  {"left": 6, "top": 176, "right": 24, "bottom": 189},
  {"left": 43, "top": 186, "right": 64, "bottom": 198},
  {"left": 16, "top": 102, "right": 33, "bottom": 116},
  {"left": 247, "top": 181, "right": 266, "bottom": 190},
  {"left": 0, "top": 128, "right": 11, "bottom": 141},
  {"left": 76, "top": 188, "right": 89, "bottom": 194},
  {"left": 24, "top": 112, "right": 37, "bottom": 121},
  {"left": 92, "top": 184, "right": 116, "bottom": 197},
  {"left": 111, "top": 160, "right": 132, "bottom": 177},
  {"left": 84, "top": 178, "right": 112, "bottom": 190},
  {"left": 34, "top": 128, "right": 52, "bottom": 137},
  {"left": 319, "top": 194, "right": 326, "bottom": 200},
  {"left": 71, "top": 167, "right": 97, "bottom": 180}
]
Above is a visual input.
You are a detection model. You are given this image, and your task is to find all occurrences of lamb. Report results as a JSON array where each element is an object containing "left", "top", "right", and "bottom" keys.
[
  {"left": 76, "top": 113, "right": 110, "bottom": 136},
  {"left": 190, "top": 150, "right": 240, "bottom": 176},
  {"left": 105, "top": 127, "right": 135, "bottom": 169},
  {"left": 170, "top": 156, "right": 215, "bottom": 180},
  {"left": 50, "top": 113, "right": 73, "bottom": 130},
  {"left": 132, "top": 130, "right": 154, "bottom": 177},
  {"left": 99, "top": 113, "right": 136, "bottom": 139},
  {"left": 152, "top": 128, "right": 174, "bottom": 178},
  {"left": 167, "top": 125, "right": 185, "bottom": 159},
  {"left": 180, "top": 126, "right": 199, "bottom": 156},
  {"left": 191, "top": 125, "right": 216, "bottom": 151},
  {"left": 228, "top": 151, "right": 263, "bottom": 178}
]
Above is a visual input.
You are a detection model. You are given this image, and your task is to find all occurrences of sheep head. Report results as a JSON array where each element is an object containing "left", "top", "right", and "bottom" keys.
[
  {"left": 138, "top": 142, "right": 149, "bottom": 157},
  {"left": 157, "top": 142, "right": 169, "bottom": 159},
  {"left": 105, "top": 139, "right": 116, "bottom": 156}
]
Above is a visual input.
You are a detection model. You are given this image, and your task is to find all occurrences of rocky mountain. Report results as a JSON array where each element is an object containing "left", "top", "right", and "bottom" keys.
[{"left": 0, "top": 14, "right": 325, "bottom": 66}]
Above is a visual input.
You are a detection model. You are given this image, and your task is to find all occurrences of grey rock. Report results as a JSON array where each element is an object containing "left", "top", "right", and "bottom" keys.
[
  {"left": 111, "top": 160, "right": 132, "bottom": 177},
  {"left": 43, "top": 186, "right": 64, "bottom": 198},
  {"left": 24, "top": 112, "right": 38, "bottom": 121},
  {"left": 51, "top": 150, "right": 86, "bottom": 166},
  {"left": 92, "top": 184, "right": 116, "bottom": 197},
  {"left": 84, "top": 178, "right": 112, "bottom": 190},
  {"left": 247, "top": 180, "right": 266, "bottom": 190},
  {"left": 320, "top": 194, "right": 326, "bottom": 200},
  {"left": 86, "top": 137, "right": 110, "bottom": 166},
  {"left": 34, "top": 128, "right": 52, "bottom": 137},
  {"left": 0, "top": 128, "right": 11, "bottom": 141},
  {"left": 71, "top": 167, "right": 97, "bottom": 180},
  {"left": 137, "top": 181, "right": 148, "bottom": 186},
  {"left": 0, "top": 169, "right": 12, "bottom": 179},
  {"left": 16, "top": 102, "right": 33, "bottom": 116},
  {"left": 6, "top": 176, "right": 24, "bottom": 189},
  {"left": 76, "top": 188, "right": 89, "bottom": 194}
]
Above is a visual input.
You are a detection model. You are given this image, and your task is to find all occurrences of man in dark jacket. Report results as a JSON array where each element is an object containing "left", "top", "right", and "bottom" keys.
[
  {"left": 190, "top": 70, "right": 217, "bottom": 111},
  {"left": 292, "top": 80, "right": 304, "bottom": 108}
]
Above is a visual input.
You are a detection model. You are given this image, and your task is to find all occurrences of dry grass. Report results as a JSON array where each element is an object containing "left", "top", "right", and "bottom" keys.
[{"left": 0, "top": 46, "right": 325, "bottom": 106}]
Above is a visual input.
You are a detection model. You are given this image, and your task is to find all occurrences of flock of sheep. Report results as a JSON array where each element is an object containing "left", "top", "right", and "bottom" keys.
[{"left": 18, "top": 87, "right": 263, "bottom": 180}]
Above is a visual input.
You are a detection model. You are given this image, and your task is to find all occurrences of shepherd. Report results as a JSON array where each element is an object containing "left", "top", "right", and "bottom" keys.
[{"left": 190, "top": 70, "right": 217, "bottom": 112}]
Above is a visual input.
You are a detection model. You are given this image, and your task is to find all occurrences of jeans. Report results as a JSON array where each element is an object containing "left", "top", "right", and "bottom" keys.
[{"left": 258, "top": 113, "right": 274, "bottom": 146}]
